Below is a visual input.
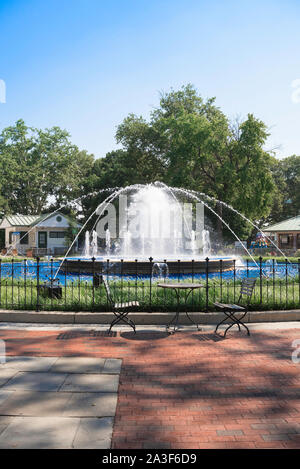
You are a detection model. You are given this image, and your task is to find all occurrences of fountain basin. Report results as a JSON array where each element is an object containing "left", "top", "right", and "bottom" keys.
[{"left": 61, "top": 257, "right": 236, "bottom": 275}]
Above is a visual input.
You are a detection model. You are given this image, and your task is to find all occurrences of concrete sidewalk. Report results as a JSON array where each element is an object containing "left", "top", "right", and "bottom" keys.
[
  {"left": 0, "top": 309, "right": 300, "bottom": 324},
  {"left": 0, "top": 356, "right": 122, "bottom": 449},
  {"left": 0, "top": 320, "right": 300, "bottom": 332}
]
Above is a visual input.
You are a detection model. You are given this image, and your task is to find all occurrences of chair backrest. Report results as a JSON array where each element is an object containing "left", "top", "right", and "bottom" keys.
[
  {"left": 237, "top": 278, "right": 256, "bottom": 306},
  {"left": 103, "top": 277, "right": 114, "bottom": 306}
]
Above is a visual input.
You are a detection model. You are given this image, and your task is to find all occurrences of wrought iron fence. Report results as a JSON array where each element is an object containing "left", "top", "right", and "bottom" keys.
[{"left": 0, "top": 256, "right": 299, "bottom": 312}]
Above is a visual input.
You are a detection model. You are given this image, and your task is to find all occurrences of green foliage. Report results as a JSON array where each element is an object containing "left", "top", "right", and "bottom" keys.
[
  {"left": 0, "top": 85, "right": 298, "bottom": 246},
  {"left": 0, "top": 119, "right": 94, "bottom": 215},
  {"left": 64, "top": 214, "right": 80, "bottom": 249},
  {"left": 267, "top": 155, "right": 300, "bottom": 224},
  {"left": 0, "top": 277, "right": 298, "bottom": 312},
  {"left": 110, "top": 84, "right": 277, "bottom": 239}
]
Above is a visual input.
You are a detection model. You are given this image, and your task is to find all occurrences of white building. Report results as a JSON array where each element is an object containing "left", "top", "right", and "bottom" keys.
[
  {"left": 0, "top": 212, "right": 81, "bottom": 256},
  {"left": 264, "top": 215, "right": 300, "bottom": 254}
]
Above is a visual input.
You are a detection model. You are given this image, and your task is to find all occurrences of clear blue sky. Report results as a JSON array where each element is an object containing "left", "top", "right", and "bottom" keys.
[{"left": 0, "top": 0, "right": 300, "bottom": 159}]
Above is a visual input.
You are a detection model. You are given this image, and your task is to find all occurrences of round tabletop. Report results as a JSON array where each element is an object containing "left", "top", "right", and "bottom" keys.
[{"left": 157, "top": 283, "right": 204, "bottom": 290}]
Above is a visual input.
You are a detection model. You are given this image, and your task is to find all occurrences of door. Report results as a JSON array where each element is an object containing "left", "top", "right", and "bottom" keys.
[{"left": 38, "top": 232, "right": 47, "bottom": 248}]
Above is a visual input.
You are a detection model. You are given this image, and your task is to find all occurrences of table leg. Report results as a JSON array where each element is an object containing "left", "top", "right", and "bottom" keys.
[
  {"left": 184, "top": 289, "right": 201, "bottom": 331},
  {"left": 166, "top": 288, "right": 201, "bottom": 333},
  {"left": 166, "top": 289, "right": 181, "bottom": 333}
]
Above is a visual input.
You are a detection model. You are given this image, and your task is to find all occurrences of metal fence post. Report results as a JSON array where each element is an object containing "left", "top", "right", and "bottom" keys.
[
  {"left": 36, "top": 257, "right": 40, "bottom": 312},
  {"left": 11, "top": 258, "right": 14, "bottom": 307},
  {"left": 191, "top": 259, "right": 195, "bottom": 311},
  {"left": 23, "top": 259, "right": 27, "bottom": 306},
  {"left": 0, "top": 259, "right": 2, "bottom": 307},
  {"left": 64, "top": 258, "right": 67, "bottom": 309},
  {"left": 50, "top": 257, "right": 54, "bottom": 309},
  {"left": 78, "top": 259, "right": 81, "bottom": 305},
  {"left": 259, "top": 256, "right": 263, "bottom": 304},
  {"left": 220, "top": 259, "right": 223, "bottom": 301},
  {"left": 298, "top": 258, "right": 300, "bottom": 304},
  {"left": 205, "top": 257, "right": 209, "bottom": 312},
  {"left": 149, "top": 257, "right": 153, "bottom": 312},
  {"left": 285, "top": 258, "right": 288, "bottom": 308},
  {"left": 106, "top": 259, "right": 110, "bottom": 310},
  {"left": 135, "top": 259, "right": 138, "bottom": 302},
  {"left": 233, "top": 258, "right": 236, "bottom": 303},
  {"left": 272, "top": 258, "right": 275, "bottom": 305},
  {"left": 120, "top": 259, "right": 124, "bottom": 306},
  {"left": 92, "top": 257, "right": 95, "bottom": 311}
]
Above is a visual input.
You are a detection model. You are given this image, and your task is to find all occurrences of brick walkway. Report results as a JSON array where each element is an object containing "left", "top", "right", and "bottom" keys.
[{"left": 0, "top": 326, "right": 299, "bottom": 449}]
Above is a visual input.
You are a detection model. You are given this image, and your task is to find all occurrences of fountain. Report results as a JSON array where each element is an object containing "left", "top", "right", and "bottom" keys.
[
  {"left": 123, "top": 230, "right": 132, "bottom": 257},
  {"left": 191, "top": 230, "right": 197, "bottom": 257},
  {"left": 202, "top": 229, "right": 211, "bottom": 257},
  {"left": 83, "top": 231, "right": 90, "bottom": 258},
  {"left": 91, "top": 230, "right": 98, "bottom": 258},
  {"left": 105, "top": 229, "right": 111, "bottom": 256},
  {"left": 61, "top": 183, "right": 238, "bottom": 275},
  {"left": 0, "top": 180, "right": 293, "bottom": 285},
  {"left": 152, "top": 262, "right": 169, "bottom": 280}
]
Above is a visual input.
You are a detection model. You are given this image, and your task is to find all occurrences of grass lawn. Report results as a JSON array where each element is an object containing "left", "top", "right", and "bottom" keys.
[
  {"left": 0, "top": 256, "right": 50, "bottom": 262},
  {"left": 242, "top": 255, "right": 300, "bottom": 263},
  {"left": 0, "top": 276, "right": 299, "bottom": 312}
]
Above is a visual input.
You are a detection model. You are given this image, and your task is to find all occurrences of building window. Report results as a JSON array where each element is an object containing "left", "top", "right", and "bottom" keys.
[
  {"left": 56, "top": 216, "right": 62, "bottom": 222},
  {"left": 20, "top": 231, "right": 29, "bottom": 245},
  {"left": 49, "top": 231, "right": 67, "bottom": 239},
  {"left": 9, "top": 231, "right": 29, "bottom": 244},
  {"left": 297, "top": 234, "right": 300, "bottom": 249},
  {"left": 280, "top": 234, "right": 294, "bottom": 248}
]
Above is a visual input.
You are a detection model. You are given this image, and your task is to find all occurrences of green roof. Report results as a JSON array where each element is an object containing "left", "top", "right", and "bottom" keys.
[
  {"left": 264, "top": 215, "right": 300, "bottom": 232},
  {"left": 3, "top": 213, "right": 81, "bottom": 228},
  {"left": 5, "top": 214, "right": 42, "bottom": 226}
]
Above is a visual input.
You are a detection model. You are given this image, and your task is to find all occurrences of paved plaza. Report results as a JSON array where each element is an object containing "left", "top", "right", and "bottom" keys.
[
  {"left": 0, "top": 355, "right": 121, "bottom": 448},
  {"left": 0, "top": 322, "right": 300, "bottom": 449}
]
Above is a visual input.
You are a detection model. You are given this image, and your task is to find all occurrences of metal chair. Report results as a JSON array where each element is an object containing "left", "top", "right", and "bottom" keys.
[
  {"left": 214, "top": 278, "right": 256, "bottom": 337},
  {"left": 103, "top": 277, "right": 138, "bottom": 333}
]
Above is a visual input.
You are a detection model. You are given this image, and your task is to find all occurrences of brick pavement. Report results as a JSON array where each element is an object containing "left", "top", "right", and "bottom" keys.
[{"left": 0, "top": 327, "right": 299, "bottom": 449}]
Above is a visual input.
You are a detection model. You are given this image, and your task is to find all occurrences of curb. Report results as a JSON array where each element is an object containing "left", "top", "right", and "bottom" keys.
[{"left": 0, "top": 309, "right": 299, "bottom": 324}]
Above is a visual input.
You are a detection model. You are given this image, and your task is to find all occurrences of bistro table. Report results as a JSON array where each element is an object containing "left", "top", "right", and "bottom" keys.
[{"left": 157, "top": 283, "right": 204, "bottom": 333}]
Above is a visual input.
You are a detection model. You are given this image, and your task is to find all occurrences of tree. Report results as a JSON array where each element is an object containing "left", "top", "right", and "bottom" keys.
[
  {"left": 80, "top": 144, "right": 167, "bottom": 222},
  {"left": 265, "top": 155, "right": 300, "bottom": 225},
  {"left": 114, "top": 84, "right": 277, "bottom": 240},
  {"left": 278, "top": 155, "right": 300, "bottom": 219},
  {"left": 0, "top": 120, "right": 94, "bottom": 215},
  {"left": 0, "top": 189, "right": 8, "bottom": 219}
]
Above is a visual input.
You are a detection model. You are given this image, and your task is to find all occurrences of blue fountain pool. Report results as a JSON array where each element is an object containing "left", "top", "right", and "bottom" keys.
[{"left": 0, "top": 260, "right": 298, "bottom": 285}]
